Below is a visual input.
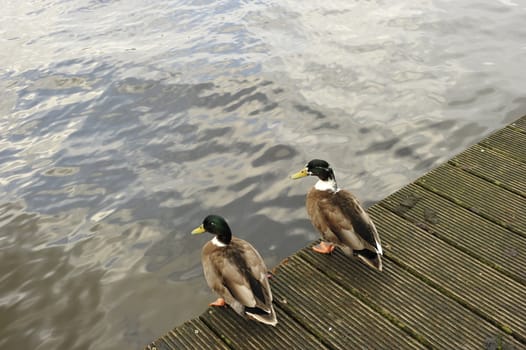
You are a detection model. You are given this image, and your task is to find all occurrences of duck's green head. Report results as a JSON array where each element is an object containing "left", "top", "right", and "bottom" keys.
[
  {"left": 191, "top": 214, "right": 232, "bottom": 245},
  {"left": 291, "top": 159, "right": 335, "bottom": 181}
]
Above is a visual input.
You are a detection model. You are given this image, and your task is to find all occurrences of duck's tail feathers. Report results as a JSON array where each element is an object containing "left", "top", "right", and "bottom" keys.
[
  {"left": 354, "top": 249, "right": 383, "bottom": 272},
  {"left": 245, "top": 305, "right": 278, "bottom": 326}
]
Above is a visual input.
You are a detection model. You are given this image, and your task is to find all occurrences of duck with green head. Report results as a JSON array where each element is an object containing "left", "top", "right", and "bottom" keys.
[
  {"left": 191, "top": 215, "right": 278, "bottom": 326},
  {"left": 291, "top": 159, "right": 383, "bottom": 271}
]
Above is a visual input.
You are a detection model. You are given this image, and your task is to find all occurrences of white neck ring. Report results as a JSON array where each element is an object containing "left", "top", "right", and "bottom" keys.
[
  {"left": 314, "top": 179, "right": 338, "bottom": 192},
  {"left": 211, "top": 236, "right": 227, "bottom": 247}
]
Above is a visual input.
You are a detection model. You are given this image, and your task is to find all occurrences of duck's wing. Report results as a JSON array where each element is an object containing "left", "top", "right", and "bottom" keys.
[
  {"left": 336, "top": 190, "right": 382, "bottom": 253},
  {"left": 234, "top": 238, "right": 273, "bottom": 311},
  {"left": 204, "top": 239, "right": 271, "bottom": 311},
  {"left": 314, "top": 196, "right": 353, "bottom": 238},
  {"left": 318, "top": 191, "right": 382, "bottom": 254}
]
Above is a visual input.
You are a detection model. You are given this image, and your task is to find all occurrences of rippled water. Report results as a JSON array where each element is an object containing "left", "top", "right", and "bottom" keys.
[{"left": 2, "top": 0, "right": 526, "bottom": 348}]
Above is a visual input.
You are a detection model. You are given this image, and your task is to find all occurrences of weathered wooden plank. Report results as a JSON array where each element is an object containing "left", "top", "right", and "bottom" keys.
[
  {"left": 381, "top": 183, "right": 526, "bottom": 285},
  {"left": 450, "top": 144, "right": 526, "bottom": 197},
  {"left": 271, "top": 254, "right": 427, "bottom": 349},
  {"left": 145, "top": 319, "right": 229, "bottom": 350},
  {"left": 418, "top": 163, "right": 526, "bottom": 236},
  {"left": 510, "top": 115, "right": 526, "bottom": 133},
  {"left": 368, "top": 205, "right": 526, "bottom": 343},
  {"left": 169, "top": 319, "right": 230, "bottom": 349},
  {"left": 298, "top": 245, "right": 523, "bottom": 350},
  {"left": 479, "top": 127, "right": 526, "bottom": 162},
  {"left": 145, "top": 336, "right": 174, "bottom": 350},
  {"left": 200, "top": 301, "right": 328, "bottom": 350}
]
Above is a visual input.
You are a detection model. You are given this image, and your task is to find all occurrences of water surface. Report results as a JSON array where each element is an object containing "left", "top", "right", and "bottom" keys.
[{"left": 1, "top": 0, "right": 526, "bottom": 349}]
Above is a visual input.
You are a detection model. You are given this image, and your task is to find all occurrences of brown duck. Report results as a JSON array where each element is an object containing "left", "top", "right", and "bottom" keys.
[
  {"left": 191, "top": 214, "right": 278, "bottom": 326},
  {"left": 291, "top": 159, "right": 383, "bottom": 271}
]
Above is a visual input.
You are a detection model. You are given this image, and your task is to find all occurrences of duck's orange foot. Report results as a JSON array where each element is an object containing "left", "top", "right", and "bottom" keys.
[
  {"left": 312, "top": 242, "right": 335, "bottom": 254},
  {"left": 209, "top": 298, "right": 226, "bottom": 307}
]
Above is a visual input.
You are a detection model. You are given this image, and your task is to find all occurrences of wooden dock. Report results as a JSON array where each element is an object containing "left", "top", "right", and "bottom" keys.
[{"left": 146, "top": 115, "right": 526, "bottom": 350}]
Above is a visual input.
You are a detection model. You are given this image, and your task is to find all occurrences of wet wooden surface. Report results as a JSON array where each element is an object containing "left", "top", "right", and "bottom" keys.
[{"left": 146, "top": 115, "right": 526, "bottom": 350}]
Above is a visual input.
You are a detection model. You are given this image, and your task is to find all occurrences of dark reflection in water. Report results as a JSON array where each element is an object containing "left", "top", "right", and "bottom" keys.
[
  {"left": 2, "top": 0, "right": 526, "bottom": 349},
  {"left": 0, "top": 203, "right": 104, "bottom": 349}
]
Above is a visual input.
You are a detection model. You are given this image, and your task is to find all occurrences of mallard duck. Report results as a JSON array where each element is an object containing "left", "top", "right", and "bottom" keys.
[
  {"left": 191, "top": 214, "right": 277, "bottom": 326},
  {"left": 291, "top": 159, "right": 383, "bottom": 271}
]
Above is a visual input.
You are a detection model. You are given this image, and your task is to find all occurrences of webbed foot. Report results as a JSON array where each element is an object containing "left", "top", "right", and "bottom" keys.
[
  {"left": 312, "top": 242, "right": 335, "bottom": 254},
  {"left": 209, "top": 298, "right": 226, "bottom": 307}
]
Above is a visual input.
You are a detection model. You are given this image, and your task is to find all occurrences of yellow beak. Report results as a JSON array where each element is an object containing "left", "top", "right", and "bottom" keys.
[
  {"left": 191, "top": 224, "right": 206, "bottom": 235},
  {"left": 291, "top": 168, "right": 308, "bottom": 179}
]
